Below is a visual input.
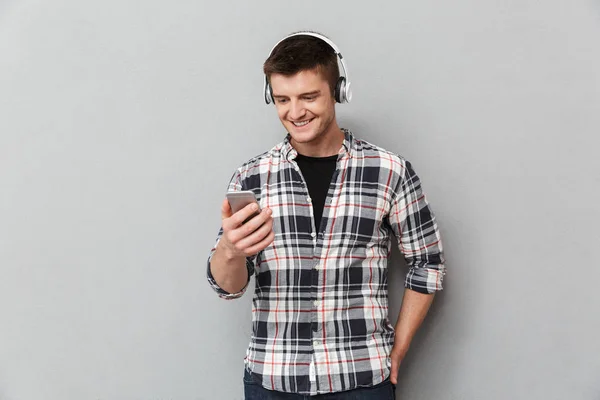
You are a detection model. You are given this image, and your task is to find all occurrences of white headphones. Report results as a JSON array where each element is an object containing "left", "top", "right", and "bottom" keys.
[{"left": 263, "top": 31, "right": 352, "bottom": 105}]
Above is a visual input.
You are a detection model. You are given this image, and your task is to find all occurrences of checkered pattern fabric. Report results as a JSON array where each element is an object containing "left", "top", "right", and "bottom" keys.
[{"left": 207, "top": 129, "right": 445, "bottom": 395}]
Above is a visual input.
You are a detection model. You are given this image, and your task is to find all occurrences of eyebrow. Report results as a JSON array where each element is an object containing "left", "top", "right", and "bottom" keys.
[{"left": 272, "top": 90, "right": 321, "bottom": 99}]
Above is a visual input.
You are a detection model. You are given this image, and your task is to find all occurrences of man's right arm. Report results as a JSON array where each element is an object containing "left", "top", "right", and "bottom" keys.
[
  {"left": 207, "top": 198, "right": 274, "bottom": 299},
  {"left": 209, "top": 247, "right": 249, "bottom": 296}
]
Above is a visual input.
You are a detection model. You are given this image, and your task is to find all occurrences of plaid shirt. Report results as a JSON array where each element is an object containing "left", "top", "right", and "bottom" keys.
[{"left": 207, "top": 129, "right": 445, "bottom": 396}]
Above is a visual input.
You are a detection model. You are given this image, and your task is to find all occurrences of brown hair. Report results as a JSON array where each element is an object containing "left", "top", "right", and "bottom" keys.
[{"left": 263, "top": 33, "right": 340, "bottom": 96}]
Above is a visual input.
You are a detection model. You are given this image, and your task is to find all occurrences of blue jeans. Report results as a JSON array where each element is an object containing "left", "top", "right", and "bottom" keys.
[{"left": 243, "top": 369, "right": 396, "bottom": 399}]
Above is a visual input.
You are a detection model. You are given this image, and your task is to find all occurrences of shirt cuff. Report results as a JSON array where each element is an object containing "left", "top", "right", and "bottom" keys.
[{"left": 404, "top": 265, "right": 446, "bottom": 294}]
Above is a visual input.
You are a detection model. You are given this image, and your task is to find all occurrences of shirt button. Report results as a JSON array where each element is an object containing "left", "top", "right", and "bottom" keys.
[
  {"left": 314, "top": 265, "right": 320, "bottom": 270},
  {"left": 313, "top": 340, "right": 320, "bottom": 347},
  {"left": 313, "top": 300, "right": 320, "bottom": 307},
  {"left": 307, "top": 196, "right": 312, "bottom": 203},
  {"left": 310, "top": 232, "right": 316, "bottom": 238}
]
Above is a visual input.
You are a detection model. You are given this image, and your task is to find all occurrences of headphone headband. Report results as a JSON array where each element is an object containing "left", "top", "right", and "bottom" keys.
[{"left": 263, "top": 31, "right": 352, "bottom": 104}]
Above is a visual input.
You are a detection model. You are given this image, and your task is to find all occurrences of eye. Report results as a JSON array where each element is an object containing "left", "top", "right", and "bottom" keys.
[
  {"left": 303, "top": 96, "right": 316, "bottom": 101},
  {"left": 276, "top": 98, "right": 288, "bottom": 104}
]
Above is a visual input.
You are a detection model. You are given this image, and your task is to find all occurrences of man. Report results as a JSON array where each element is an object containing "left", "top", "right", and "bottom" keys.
[{"left": 207, "top": 31, "right": 446, "bottom": 399}]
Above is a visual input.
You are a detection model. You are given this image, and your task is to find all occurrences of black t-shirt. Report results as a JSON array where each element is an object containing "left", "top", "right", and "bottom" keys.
[{"left": 295, "top": 154, "right": 338, "bottom": 231}]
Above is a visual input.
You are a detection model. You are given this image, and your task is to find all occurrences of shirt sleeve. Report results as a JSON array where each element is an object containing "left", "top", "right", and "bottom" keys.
[
  {"left": 206, "top": 169, "right": 257, "bottom": 300},
  {"left": 387, "top": 160, "right": 446, "bottom": 294}
]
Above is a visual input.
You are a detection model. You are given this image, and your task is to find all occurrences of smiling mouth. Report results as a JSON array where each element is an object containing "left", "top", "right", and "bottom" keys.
[{"left": 291, "top": 118, "right": 314, "bottom": 127}]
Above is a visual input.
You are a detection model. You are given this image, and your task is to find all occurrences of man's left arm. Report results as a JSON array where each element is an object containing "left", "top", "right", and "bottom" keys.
[
  {"left": 390, "top": 289, "right": 435, "bottom": 384},
  {"left": 387, "top": 159, "right": 446, "bottom": 384}
]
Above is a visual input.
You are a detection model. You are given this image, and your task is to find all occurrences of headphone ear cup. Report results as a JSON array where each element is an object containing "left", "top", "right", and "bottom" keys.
[
  {"left": 335, "top": 77, "right": 346, "bottom": 103},
  {"left": 264, "top": 81, "right": 273, "bottom": 104}
]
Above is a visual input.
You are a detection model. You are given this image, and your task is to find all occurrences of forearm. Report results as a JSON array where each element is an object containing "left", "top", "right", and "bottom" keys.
[
  {"left": 209, "top": 245, "right": 248, "bottom": 294},
  {"left": 393, "top": 289, "right": 435, "bottom": 350}
]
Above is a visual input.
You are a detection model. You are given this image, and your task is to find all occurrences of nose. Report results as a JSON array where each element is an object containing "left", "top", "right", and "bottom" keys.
[{"left": 288, "top": 100, "right": 306, "bottom": 121}]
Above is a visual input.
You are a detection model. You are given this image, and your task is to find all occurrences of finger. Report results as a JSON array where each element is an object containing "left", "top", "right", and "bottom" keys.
[
  {"left": 231, "top": 208, "right": 272, "bottom": 241},
  {"left": 221, "top": 198, "right": 233, "bottom": 220},
  {"left": 235, "top": 216, "right": 274, "bottom": 251},
  {"left": 230, "top": 202, "right": 261, "bottom": 227},
  {"left": 235, "top": 217, "right": 273, "bottom": 253},
  {"left": 245, "top": 229, "right": 275, "bottom": 256}
]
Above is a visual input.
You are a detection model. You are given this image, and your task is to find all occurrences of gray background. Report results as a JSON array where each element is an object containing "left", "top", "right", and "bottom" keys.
[{"left": 1, "top": 0, "right": 599, "bottom": 399}]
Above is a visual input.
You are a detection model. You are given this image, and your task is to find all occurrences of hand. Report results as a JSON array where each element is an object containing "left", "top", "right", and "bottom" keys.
[
  {"left": 389, "top": 343, "right": 409, "bottom": 385},
  {"left": 219, "top": 198, "right": 274, "bottom": 258}
]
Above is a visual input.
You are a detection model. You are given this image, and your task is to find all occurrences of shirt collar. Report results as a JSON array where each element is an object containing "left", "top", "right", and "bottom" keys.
[{"left": 282, "top": 128, "right": 354, "bottom": 161}]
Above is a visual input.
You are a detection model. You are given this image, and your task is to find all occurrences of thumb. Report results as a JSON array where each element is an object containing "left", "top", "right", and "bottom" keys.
[
  {"left": 390, "top": 356, "right": 399, "bottom": 385},
  {"left": 221, "top": 198, "right": 232, "bottom": 220}
]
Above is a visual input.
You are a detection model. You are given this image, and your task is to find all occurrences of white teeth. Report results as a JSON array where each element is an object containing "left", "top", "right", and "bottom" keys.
[{"left": 292, "top": 119, "right": 311, "bottom": 127}]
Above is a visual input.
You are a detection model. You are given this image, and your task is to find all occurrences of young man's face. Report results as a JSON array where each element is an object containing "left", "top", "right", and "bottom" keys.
[{"left": 270, "top": 69, "right": 338, "bottom": 150}]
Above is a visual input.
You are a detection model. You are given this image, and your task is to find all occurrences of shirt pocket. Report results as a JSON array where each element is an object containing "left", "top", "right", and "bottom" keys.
[{"left": 334, "top": 194, "right": 385, "bottom": 245}]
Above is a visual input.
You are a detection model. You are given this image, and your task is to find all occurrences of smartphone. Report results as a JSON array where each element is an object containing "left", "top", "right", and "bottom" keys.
[{"left": 226, "top": 190, "right": 261, "bottom": 223}]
